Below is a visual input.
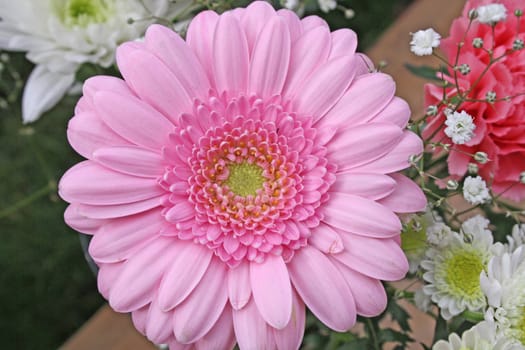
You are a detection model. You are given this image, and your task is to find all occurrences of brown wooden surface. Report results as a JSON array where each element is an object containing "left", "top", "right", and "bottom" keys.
[{"left": 61, "top": 1, "right": 467, "bottom": 349}]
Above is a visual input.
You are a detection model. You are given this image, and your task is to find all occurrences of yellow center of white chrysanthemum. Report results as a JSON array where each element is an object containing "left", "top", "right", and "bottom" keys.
[
  {"left": 54, "top": 0, "right": 111, "bottom": 27},
  {"left": 224, "top": 162, "right": 265, "bottom": 197},
  {"left": 516, "top": 308, "right": 525, "bottom": 344},
  {"left": 443, "top": 249, "right": 485, "bottom": 300}
]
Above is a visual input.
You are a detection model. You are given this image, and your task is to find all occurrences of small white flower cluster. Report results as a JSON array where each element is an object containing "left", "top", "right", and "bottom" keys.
[
  {"left": 410, "top": 28, "right": 441, "bottom": 56},
  {"left": 463, "top": 176, "right": 491, "bottom": 205},
  {"left": 476, "top": 3, "right": 508, "bottom": 24},
  {"left": 444, "top": 110, "right": 476, "bottom": 145}
]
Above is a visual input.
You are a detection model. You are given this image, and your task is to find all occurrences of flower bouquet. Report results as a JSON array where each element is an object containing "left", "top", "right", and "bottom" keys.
[{"left": 2, "top": 0, "right": 525, "bottom": 349}]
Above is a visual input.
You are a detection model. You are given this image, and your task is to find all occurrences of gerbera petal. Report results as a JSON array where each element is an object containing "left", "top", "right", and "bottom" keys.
[
  {"left": 276, "top": 9, "right": 302, "bottom": 41},
  {"left": 378, "top": 174, "right": 426, "bottom": 213},
  {"left": 82, "top": 75, "right": 133, "bottom": 102},
  {"left": 116, "top": 45, "right": 192, "bottom": 123},
  {"left": 233, "top": 298, "right": 276, "bottom": 350},
  {"left": 250, "top": 255, "right": 292, "bottom": 329},
  {"left": 196, "top": 307, "right": 236, "bottom": 350},
  {"left": 67, "top": 112, "right": 132, "bottom": 159},
  {"left": 109, "top": 237, "right": 176, "bottom": 312},
  {"left": 59, "top": 161, "right": 164, "bottom": 205},
  {"left": 328, "top": 29, "right": 357, "bottom": 59},
  {"left": 282, "top": 26, "right": 331, "bottom": 100},
  {"left": 330, "top": 172, "right": 396, "bottom": 200},
  {"left": 93, "top": 146, "right": 164, "bottom": 178},
  {"left": 158, "top": 242, "right": 213, "bottom": 311},
  {"left": 249, "top": 16, "right": 291, "bottom": 98},
  {"left": 355, "top": 131, "right": 423, "bottom": 173},
  {"left": 273, "top": 289, "right": 305, "bottom": 350},
  {"left": 94, "top": 91, "right": 174, "bottom": 151},
  {"left": 131, "top": 306, "right": 149, "bottom": 335},
  {"left": 213, "top": 12, "right": 250, "bottom": 95},
  {"left": 98, "top": 262, "right": 126, "bottom": 300},
  {"left": 294, "top": 55, "right": 356, "bottom": 120},
  {"left": 76, "top": 195, "right": 165, "bottom": 219},
  {"left": 317, "top": 73, "right": 396, "bottom": 128},
  {"left": 323, "top": 193, "right": 401, "bottom": 238},
  {"left": 173, "top": 259, "right": 228, "bottom": 344},
  {"left": 241, "top": 1, "right": 276, "bottom": 52},
  {"left": 186, "top": 10, "right": 219, "bottom": 83},
  {"left": 328, "top": 123, "right": 403, "bottom": 171},
  {"left": 334, "top": 233, "right": 409, "bottom": 281},
  {"left": 370, "top": 96, "right": 411, "bottom": 128},
  {"left": 301, "top": 15, "right": 329, "bottom": 32},
  {"left": 145, "top": 24, "right": 211, "bottom": 100},
  {"left": 64, "top": 204, "right": 106, "bottom": 235},
  {"left": 228, "top": 262, "right": 252, "bottom": 310},
  {"left": 334, "top": 262, "right": 387, "bottom": 317},
  {"left": 145, "top": 297, "right": 174, "bottom": 344},
  {"left": 289, "top": 246, "right": 356, "bottom": 331},
  {"left": 88, "top": 209, "right": 163, "bottom": 264},
  {"left": 309, "top": 222, "right": 344, "bottom": 254}
]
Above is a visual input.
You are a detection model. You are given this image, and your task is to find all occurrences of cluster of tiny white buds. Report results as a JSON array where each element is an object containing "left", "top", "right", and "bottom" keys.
[
  {"left": 444, "top": 110, "right": 476, "bottom": 144},
  {"left": 476, "top": 3, "right": 507, "bottom": 24},
  {"left": 446, "top": 179, "right": 459, "bottom": 190},
  {"left": 472, "top": 37, "right": 484, "bottom": 48},
  {"left": 474, "top": 151, "right": 489, "bottom": 164},
  {"left": 468, "top": 163, "right": 479, "bottom": 174},
  {"left": 457, "top": 63, "right": 471, "bottom": 75},
  {"left": 486, "top": 91, "right": 497, "bottom": 103},
  {"left": 520, "top": 171, "right": 525, "bottom": 184},
  {"left": 426, "top": 105, "right": 438, "bottom": 116},
  {"left": 463, "top": 175, "right": 491, "bottom": 205},
  {"left": 513, "top": 39, "right": 524, "bottom": 50},
  {"left": 410, "top": 28, "right": 441, "bottom": 56}
]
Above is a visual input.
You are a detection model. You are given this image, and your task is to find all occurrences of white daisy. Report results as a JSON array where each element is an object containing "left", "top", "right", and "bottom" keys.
[
  {"left": 433, "top": 321, "right": 524, "bottom": 350},
  {"left": 463, "top": 176, "right": 491, "bottom": 205},
  {"left": 0, "top": 0, "right": 195, "bottom": 123},
  {"left": 410, "top": 28, "right": 441, "bottom": 56},
  {"left": 421, "top": 221, "right": 494, "bottom": 320},
  {"left": 444, "top": 110, "right": 476, "bottom": 145},
  {"left": 481, "top": 246, "right": 525, "bottom": 345},
  {"left": 476, "top": 4, "right": 507, "bottom": 24}
]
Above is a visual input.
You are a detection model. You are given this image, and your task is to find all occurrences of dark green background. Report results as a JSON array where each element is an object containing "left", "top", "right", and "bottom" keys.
[{"left": 0, "top": 1, "right": 412, "bottom": 348}]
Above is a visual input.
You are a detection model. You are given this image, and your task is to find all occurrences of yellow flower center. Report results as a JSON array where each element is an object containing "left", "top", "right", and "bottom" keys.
[
  {"left": 224, "top": 162, "right": 265, "bottom": 197},
  {"left": 515, "top": 307, "right": 525, "bottom": 344},
  {"left": 444, "top": 249, "right": 484, "bottom": 299},
  {"left": 55, "top": 0, "right": 110, "bottom": 27}
]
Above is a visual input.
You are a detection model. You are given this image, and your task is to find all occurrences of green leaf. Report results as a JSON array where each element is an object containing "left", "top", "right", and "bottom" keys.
[
  {"left": 387, "top": 299, "right": 411, "bottom": 331},
  {"left": 337, "top": 338, "right": 370, "bottom": 350},
  {"left": 378, "top": 328, "right": 413, "bottom": 344},
  {"left": 404, "top": 63, "right": 448, "bottom": 81},
  {"left": 433, "top": 313, "right": 449, "bottom": 343}
]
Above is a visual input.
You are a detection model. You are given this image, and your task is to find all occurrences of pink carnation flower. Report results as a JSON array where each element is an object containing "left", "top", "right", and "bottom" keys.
[
  {"left": 59, "top": 2, "right": 425, "bottom": 349},
  {"left": 424, "top": 0, "right": 525, "bottom": 201}
]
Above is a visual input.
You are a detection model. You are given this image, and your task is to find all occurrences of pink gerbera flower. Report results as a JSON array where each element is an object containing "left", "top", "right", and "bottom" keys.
[{"left": 59, "top": 2, "right": 426, "bottom": 349}]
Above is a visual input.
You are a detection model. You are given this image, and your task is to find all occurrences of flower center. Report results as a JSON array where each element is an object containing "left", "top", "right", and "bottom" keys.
[
  {"left": 444, "top": 249, "right": 484, "bottom": 299},
  {"left": 224, "top": 162, "right": 265, "bottom": 197},
  {"left": 513, "top": 306, "right": 525, "bottom": 344},
  {"left": 55, "top": 0, "right": 110, "bottom": 27}
]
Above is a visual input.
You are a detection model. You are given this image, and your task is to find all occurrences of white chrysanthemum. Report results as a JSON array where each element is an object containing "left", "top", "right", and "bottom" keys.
[
  {"left": 481, "top": 246, "right": 525, "bottom": 345},
  {"left": 463, "top": 176, "right": 491, "bottom": 205},
  {"left": 477, "top": 4, "right": 507, "bottom": 24},
  {"left": 462, "top": 214, "right": 490, "bottom": 237},
  {"left": 414, "top": 287, "right": 433, "bottom": 312},
  {"left": 410, "top": 28, "right": 441, "bottom": 56},
  {"left": 508, "top": 224, "right": 525, "bottom": 253},
  {"left": 421, "top": 224, "right": 494, "bottom": 320},
  {"left": 433, "top": 321, "right": 524, "bottom": 350},
  {"left": 0, "top": 0, "right": 195, "bottom": 122},
  {"left": 318, "top": 0, "right": 337, "bottom": 13},
  {"left": 444, "top": 110, "right": 476, "bottom": 145},
  {"left": 402, "top": 209, "right": 444, "bottom": 273}
]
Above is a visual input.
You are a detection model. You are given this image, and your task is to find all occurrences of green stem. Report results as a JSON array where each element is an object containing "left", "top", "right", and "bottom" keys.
[
  {"left": 366, "top": 318, "right": 381, "bottom": 350},
  {"left": 461, "top": 310, "right": 485, "bottom": 323},
  {"left": 0, "top": 181, "right": 56, "bottom": 219}
]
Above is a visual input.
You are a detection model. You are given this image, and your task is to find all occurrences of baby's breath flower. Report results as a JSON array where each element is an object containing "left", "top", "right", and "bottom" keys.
[
  {"left": 513, "top": 39, "right": 524, "bottom": 51},
  {"left": 426, "top": 105, "right": 438, "bottom": 116},
  {"left": 486, "top": 91, "right": 497, "bottom": 103},
  {"left": 463, "top": 176, "right": 491, "bottom": 205},
  {"left": 474, "top": 151, "right": 489, "bottom": 164},
  {"left": 458, "top": 63, "right": 471, "bottom": 75},
  {"left": 318, "top": 0, "right": 337, "bottom": 13},
  {"left": 468, "top": 163, "right": 479, "bottom": 174},
  {"left": 473, "top": 37, "right": 484, "bottom": 48},
  {"left": 410, "top": 28, "right": 441, "bottom": 56},
  {"left": 446, "top": 179, "right": 459, "bottom": 191},
  {"left": 520, "top": 171, "right": 525, "bottom": 184},
  {"left": 444, "top": 110, "right": 476, "bottom": 144},
  {"left": 477, "top": 4, "right": 508, "bottom": 24}
]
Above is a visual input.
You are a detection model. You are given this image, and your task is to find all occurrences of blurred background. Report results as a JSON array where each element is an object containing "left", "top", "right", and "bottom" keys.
[{"left": 0, "top": 0, "right": 413, "bottom": 348}]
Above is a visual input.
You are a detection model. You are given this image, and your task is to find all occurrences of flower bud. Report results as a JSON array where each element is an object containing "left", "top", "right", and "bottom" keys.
[
  {"left": 426, "top": 105, "right": 438, "bottom": 116},
  {"left": 458, "top": 63, "right": 471, "bottom": 75},
  {"left": 513, "top": 39, "right": 524, "bottom": 50},
  {"left": 520, "top": 171, "right": 525, "bottom": 184},
  {"left": 468, "top": 163, "right": 479, "bottom": 174},
  {"left": 446, "top": 179, "right": 459, "bottom": 190},
  {"left": 344, "top": 8, "right": 355, "bottom": 19},
  {"left": 468, "top": 9, "right": 478, "bottom": 19},
  {"left": 486, "top": 91, "right": 496, "bottom": 103},
  {"left": 474, "top": 151, "right": 489, "bottom": 164},
  {"left": 515, "top": 9, "right": 523, "bottom": 17},
  {"left": 472, "top": 37, "right": 484, "bottom": 48}
]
